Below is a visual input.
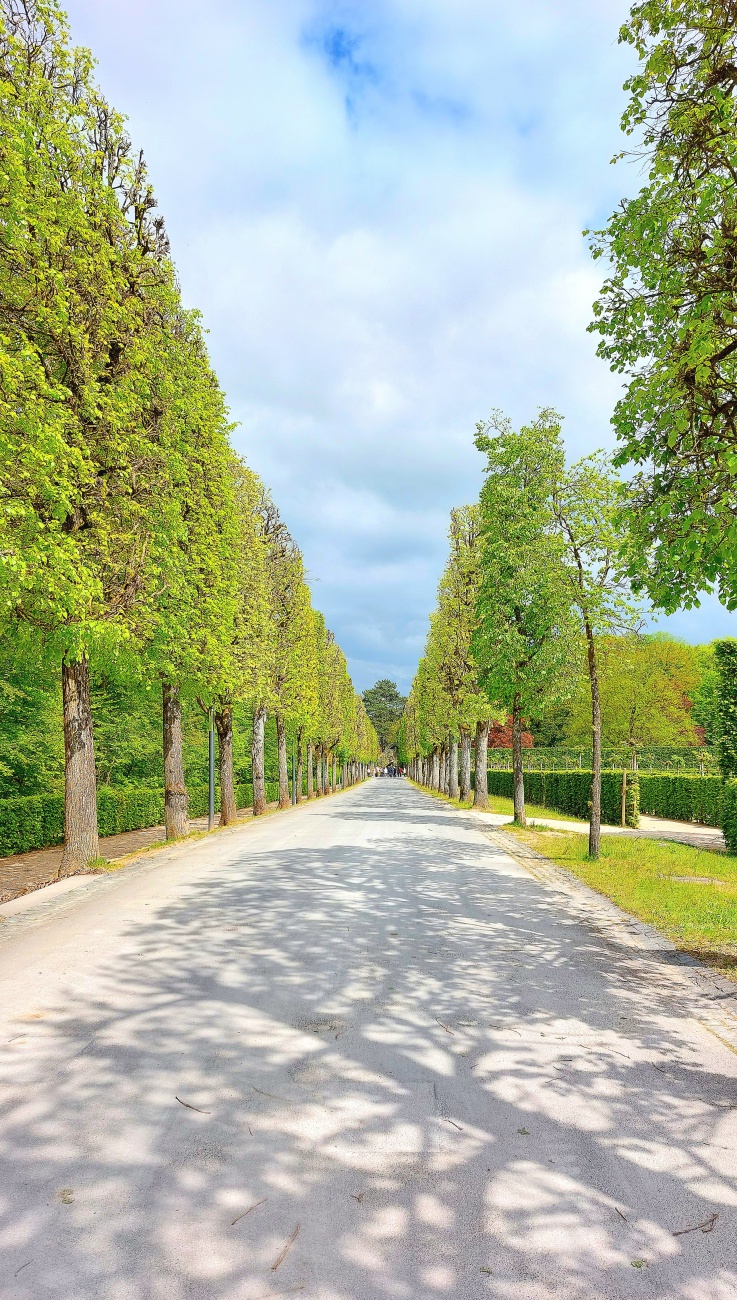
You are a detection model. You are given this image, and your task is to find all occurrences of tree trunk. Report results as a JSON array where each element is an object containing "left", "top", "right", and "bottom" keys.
[
  {"left": 307, "top": 741, "right": 314, "bottom": 798},
  {"left": 296, "top": 729, "right": 304, "bottom": 803},
  {"left": 586, "top": 621, "right": 602, "bottom": 858},
  {"left": 60, "top": 655, "right": 99, "bottom": 874},
  {"left": 449, "top": 737, "right": 459, "bottom": 800},
  {"left": 252, "top": 706, "right": 267, "bottom": 815},
  {"left": 431, "top": 749, "right": 440, "bottom": 790},
  {"left": 459, "top": 729, "right": 472, "bottom": 801},
  {"left": 512, "top": 693, "right": 526, "bottom": 826},
  {"left": 215, "top": 700, "right": 237, "bottom": 826},
  {"left": 473, "top": 720, "right": 490, "bottom": 810},
  {"left": 163, "top": 680, "right": 189, "bottom": 839},
  {"left": 332, "top": 756, "right": 337, "bottom": 790},
  {"left": 276, "top": 711, "right": 290, "bottom": 809}
]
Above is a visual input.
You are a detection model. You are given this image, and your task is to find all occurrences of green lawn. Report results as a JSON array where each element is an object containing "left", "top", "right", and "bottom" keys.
[
  {"left": 505, "top": 825, "right": 737, "bottom": 981},
  {"left": 416, "top": 783, "right": 585, "bottom": 824}
]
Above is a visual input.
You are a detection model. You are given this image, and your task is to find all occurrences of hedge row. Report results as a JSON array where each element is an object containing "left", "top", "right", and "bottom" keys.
[
  {"left": 484, "top": 769, "right": 640, "bottom": 828},
  {"left": 638, "top": 774, "right": 723, "bottom": 827},
  {"left": 721, "top": 781, "right": 737, "bottom": 853},
  {"left": 0, "top": 793, "right": 66, "bottom": 856},
  {"left": 0, "top": 779, "right": 286, "bottom": 858}
]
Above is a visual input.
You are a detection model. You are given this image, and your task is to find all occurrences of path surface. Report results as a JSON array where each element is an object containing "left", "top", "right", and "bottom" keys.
[
  {"left": 0, "top": 805, "right": 278, "bottom": 906},
  {"left": 1, "top": 780, "right": 737, "bottom": 1300},
  {"left": 481, "top": 810, "right": 727, "bottom": 852}
]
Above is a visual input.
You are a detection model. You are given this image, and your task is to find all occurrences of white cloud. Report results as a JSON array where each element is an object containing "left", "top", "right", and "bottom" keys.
[{"left": 61, "top": 0, "right": 730, "bottom": 690}]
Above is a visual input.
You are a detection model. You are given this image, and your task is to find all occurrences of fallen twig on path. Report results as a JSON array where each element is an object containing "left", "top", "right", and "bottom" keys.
[
  {"left": 673, "top": 1213, "right": 719, "bottom": 1237},
  {"left": 176, "top": 1096, "right": 210, "bottom": 1114},
  {"left": 615, "top": 1208, "right": 628, "bottom": 1223},
  {"left": 271, "top": 1224, "right": 300, "bottom": 1272},
  {"left": 435, "top": 1018, "right": 454, "bottom": 1035},
  {"left": 253, "top": 1086, "right": 291, "bottom": 1104},
  {"left": 231, "top": 1198, "right": 267, "bottom": 1225}
]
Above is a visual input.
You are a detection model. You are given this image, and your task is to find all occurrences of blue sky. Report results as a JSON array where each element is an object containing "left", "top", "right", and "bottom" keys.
[{"left": 62, "top": 0, "right": 737, "bottom": 690}]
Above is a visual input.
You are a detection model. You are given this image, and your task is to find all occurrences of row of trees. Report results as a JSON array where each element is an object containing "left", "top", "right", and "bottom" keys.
[
  {"left": 0, "top": 0, "right": 377, "bottom": 872},
  {"left": 400, "top": 414, "right": 638, "bottom": 858},
  {"left": 403, "top": 0, "right": 737, "bottom": 857}
]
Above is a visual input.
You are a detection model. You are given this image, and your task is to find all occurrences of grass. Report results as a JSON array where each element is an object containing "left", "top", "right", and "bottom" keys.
[
  {"left": 505, "top": 825, "right": 737, "bottom": 981},
  {"left": 414, "top": 783, "right": 585, "bottom": 824}
]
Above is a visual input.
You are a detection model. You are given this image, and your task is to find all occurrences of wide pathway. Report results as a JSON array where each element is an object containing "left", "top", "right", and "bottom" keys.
[{"left": 1, "top": 780, "right": 736, "bottom": 1299}]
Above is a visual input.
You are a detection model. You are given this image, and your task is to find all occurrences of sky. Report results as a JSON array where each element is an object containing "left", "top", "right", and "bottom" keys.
[{"left": 61, "top": 0, "right": 737, "bottom": 692}]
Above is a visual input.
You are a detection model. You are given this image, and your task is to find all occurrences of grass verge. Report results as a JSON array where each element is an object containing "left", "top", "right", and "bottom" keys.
[
  {"left": 505, "top": 825, "right": 737, "bottom": 981},
  {"left": 414, "top": 783, "right": 585, "bottom": 824}
]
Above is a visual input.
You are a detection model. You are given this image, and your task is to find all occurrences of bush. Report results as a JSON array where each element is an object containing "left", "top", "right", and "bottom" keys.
[
  {"left": 0, "top": 793, "right": 65, "bottom": 856},
  {"left": 485, "top": 769, "right": 639, "bottom": 827},
  {"left": 97, "top": 786, "right": 165, "bottom": 837},
  {"left": 638, "top": 774, "right": 723, "bottom": 827},
  {"left": 714, "top": 640, "right": 737, "bottom": 777},
  {"left": 0, "top": 778, "right": 291, "bottom": 858},
  {"left": 721, "top": 780, "right": 737, "bottom": 852}
]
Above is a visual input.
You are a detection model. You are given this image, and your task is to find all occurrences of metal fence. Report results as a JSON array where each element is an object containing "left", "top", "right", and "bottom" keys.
[{"left": 485, "top": 746, "right": 717, "bottom": 775}]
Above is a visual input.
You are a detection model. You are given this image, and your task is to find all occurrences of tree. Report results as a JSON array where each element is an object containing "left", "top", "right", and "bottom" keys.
[
  {"left": 691, "top": 642, "right": 720, "bottom": 746},
  {"left": 473, "top": 409, "right": 576, "bottom": 825},
  {"left": 589, "top": 0, "right": 737, "bottom": 611},
  {"left": 251, "top": 491, "right": 311, "bottom": 813},
  {"left": 714, "top": 639, "right": 737, "bottom": 776},
  {"left": 362, "top": 680, "right": 406, "bottom": 754},
  {"left": 144, "top": 316, "right": 243, "bottom": 841},
  {"left": 205, "top": 460, "right": 270, "bottom": 826},
  {"left": 552, "top": 453, "right": 640, "bottom": 856},
  {"left": 564, "top": 634, "right": 702, "bottom": 752},
  {"left": 0, "top": 2, "right": 193, "bottom": 869}
]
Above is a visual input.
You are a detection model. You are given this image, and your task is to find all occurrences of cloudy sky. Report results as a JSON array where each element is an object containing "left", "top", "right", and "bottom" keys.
[{"left": 63, "top": 0, "right": 736, "bottom": 691}]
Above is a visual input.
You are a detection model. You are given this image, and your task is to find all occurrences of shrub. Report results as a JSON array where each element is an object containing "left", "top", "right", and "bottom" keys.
[
  {"left": 0, "top": 778, "right": 289, "bottom": 858},
  {"left": 638, "top": 774, "right": 723, "bottom": 827},
  {"left": 0, "top": 793, "right": 65, "bottom": 856},
  {"left": 721, "top": 780, "right": 737, "bottom": 853},
  {"left": 485, "top": 769, "right": 639, "bottom": 827},
  {"left": 714, "top": 640, "right": 737, "bottom": 777}
]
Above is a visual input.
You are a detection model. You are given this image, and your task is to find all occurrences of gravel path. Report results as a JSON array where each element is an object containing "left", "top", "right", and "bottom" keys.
[{"left": 1, "top": 779, "right": 736, "bottom": 1299}]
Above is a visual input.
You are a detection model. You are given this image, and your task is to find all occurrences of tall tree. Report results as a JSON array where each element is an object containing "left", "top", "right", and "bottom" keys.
[
  {"left": 362, "top": 680, "right": 407, "bottom": 754},
  {"left": 590, "top": 0, "right": 737, "bottom": 610},
  {"left": 552, "top": 453, "right": 640, "bottom": 856},
  {"left": 473, "top": 410, "right": 576, "bottom": 825},
  {"left": 0, "top": 2, "right": 189, "bottom": 869}
]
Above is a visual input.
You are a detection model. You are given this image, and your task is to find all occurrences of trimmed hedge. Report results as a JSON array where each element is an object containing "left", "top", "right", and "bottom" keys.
[
  {"left": 484, "top": 769, "right": 639, "bottom": 828},
  {"left": 721, "top": 780, "right": 737, "bottom": 852},
  {"left": 638, "top": 774, "right": 723, "bottom": 828},
  {"left": 0, "top": 779, "right": 288, "bottom": 858},
  {"left": 0, "top": 792, "right": 65, "bottom": 856}
]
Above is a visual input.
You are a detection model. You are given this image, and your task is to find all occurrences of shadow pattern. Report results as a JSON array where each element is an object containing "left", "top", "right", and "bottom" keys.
[{"left": 1, "top": 780, "right": 737, "bottom": 1299}]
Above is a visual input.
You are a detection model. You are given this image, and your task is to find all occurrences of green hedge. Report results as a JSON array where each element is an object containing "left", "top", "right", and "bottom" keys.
[
  {"left": 638, "top": 774, "right": 723, "bottom": 827},
  {"left": 0, "top": 793, "right": 65, "bottom": 856},
  {"left": 721, "top": 781, "right": 737, "bottom": 852},
  {"left": 0, "top": 779, "right": 290, "bottom": 858},
  {"left": 484, "top": 769, "right": 639, "bottom": 827}
]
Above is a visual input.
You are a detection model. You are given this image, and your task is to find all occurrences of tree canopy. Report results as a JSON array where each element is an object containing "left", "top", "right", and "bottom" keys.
[{"left": 362, "top": 680, "right": 406, "bottom": 753}]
